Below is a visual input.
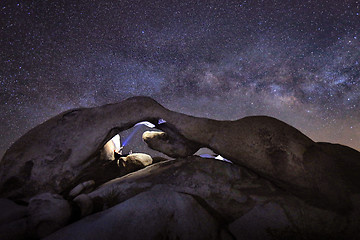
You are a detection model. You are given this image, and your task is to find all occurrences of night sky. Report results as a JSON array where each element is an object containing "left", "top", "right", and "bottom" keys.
[{"left": 1, "top": 0, "right": 360, "bottom": 158}]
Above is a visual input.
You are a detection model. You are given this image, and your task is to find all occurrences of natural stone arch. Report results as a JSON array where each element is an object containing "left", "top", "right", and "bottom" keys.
[{"left": 0, "top": 96, "right": 359, "bottom": 215}]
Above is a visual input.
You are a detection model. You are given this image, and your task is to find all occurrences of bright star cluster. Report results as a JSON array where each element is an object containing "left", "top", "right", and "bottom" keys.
[{"left": 1, "top": 0, "right": 359, "bottom": 157}]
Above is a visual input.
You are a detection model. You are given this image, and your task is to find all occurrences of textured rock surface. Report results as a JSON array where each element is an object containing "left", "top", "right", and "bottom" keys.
[
  {"left": 0, "top": 97, "right": 164, "bottom": 200},
  {"left": 72, "top": 157, "right": 360, "bottom": 239},
  {"left": 27, "top": 193, "right": 72, "bottom": 239},
  {"left": 75, "top": 157, "right": 274, "bottom": 221},
  {"left": 119, "top": 153, "right": 153, "bottom": 172},
  {"left": 46, "top": 189, "right": 233, "bottom": 240},
  {"left": 0, "top": 96, "right": 359, "bottom": 239},
  {"left": 151, "top": 116, "right": 358, "bottom": 213},
  {"left": 99, "top": 139, "right": 117, "bottom": 161},
  {"left": 1, "top": 96, "right": 358, "bottom": 212},
  {"left": 143, "top": 130, "right": 200, "bottom": 158}
]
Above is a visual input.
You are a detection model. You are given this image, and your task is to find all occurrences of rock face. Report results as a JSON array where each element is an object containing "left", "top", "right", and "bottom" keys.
[
  {"left": 143, "top": 130, "right": 200, "bottom": 158},
  {"left": 0, "top": 198, "right": 27, "bottom": 240},
  {"left": 74, "top": 157, "right": 268, "bottom": 221},
  {"left": 119, "top": 153, "right": 153, "bottom": 172},
  {"left": 0, "top": 97, "right": 165, "bottom": 200},
  {"left": 46, "top": 189, "right": 233, "bottom": 240},
  {"left": 71, "top": 157, "right": 360, "bottom": 239},
  {"left": 99, "top": 139, "right": 117, "bottom": 161},
  {"left": 0, "top": 96, "right": 360, "bottom": 239},
  {"left": 27, "top": 193, "right": 72, "bottom": 239}
]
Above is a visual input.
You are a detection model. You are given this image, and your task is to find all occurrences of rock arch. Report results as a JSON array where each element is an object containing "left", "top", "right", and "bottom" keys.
[{"left": 0, "top": 96, "right": 359, "bottom": 214}]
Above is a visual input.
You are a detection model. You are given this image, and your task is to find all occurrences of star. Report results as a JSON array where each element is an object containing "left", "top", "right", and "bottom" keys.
[{"left": 0, "top": 0, "right": 359, "bottom": 157}]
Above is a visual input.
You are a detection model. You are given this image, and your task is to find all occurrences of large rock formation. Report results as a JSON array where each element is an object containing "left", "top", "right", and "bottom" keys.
[
  {"left": 46, "top": 189, "right": 234, "bottom": 240},
  {"left": 0, "top": 97, "right": 165, "bottom": 200},
  {"left": 73, "top": 157, "right": 266, "bottom": 220},
  {"left": 0, "top": 96, "right": 359, "bottom": 239}
]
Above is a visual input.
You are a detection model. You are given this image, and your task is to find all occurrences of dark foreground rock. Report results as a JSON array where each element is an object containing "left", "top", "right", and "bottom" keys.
[
  {"left": 46, "top": 189, "right": 234, "bottom": 240},
  {"left": 0, "top": 96, "right": 359, "bottom": 239},
  {"left": 68, "top": 157, "right": 360, "bottom": 240}
]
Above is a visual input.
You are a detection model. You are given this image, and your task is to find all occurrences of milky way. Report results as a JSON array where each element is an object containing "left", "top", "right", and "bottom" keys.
[{"left": 1, "top": 0, "right": 360, "bottom": 157}]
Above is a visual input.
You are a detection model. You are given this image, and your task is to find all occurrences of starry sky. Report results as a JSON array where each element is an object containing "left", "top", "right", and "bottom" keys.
[{"left": 1, "top": 0, "right": 360, "bottom": 158}]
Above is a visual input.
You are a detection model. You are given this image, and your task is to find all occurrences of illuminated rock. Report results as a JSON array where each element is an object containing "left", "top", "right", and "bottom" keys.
[
  {"left": 119, "top": 153, "right": 153, "bottom": 172},
  {"left": 1, "top": 96, "right": 359, "bottom": 212},
  {"left": 0, "top": 96, "right": 360, "bottom": 239},
  {"left": 142, "top": 130, "right": 199, "bottom": 158},
  {"left": 100, "top": 134, "right": 121, "bottom": 161},
  {"left": 0, "top": 97, "right": 163, "bottom": 200}
]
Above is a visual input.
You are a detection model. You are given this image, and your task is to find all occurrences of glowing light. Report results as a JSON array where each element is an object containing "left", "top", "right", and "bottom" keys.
[
  {"left": 111, "top": 134, "right": 121, "bottom": 152},
  {"left": 199, "top": 153, "right": 232, "bottom": 163},
  {"left": 158, "top": 119, "right": 166, "bottom": 124},
  {"left": 122, "top": 125, "right": 141, "bottom": 147},
  {"left": 122, "top": 120, "right": 162, "bottom": 147},
  {"left": 135, "top": 121, "right": 155, "bottom": 128}
]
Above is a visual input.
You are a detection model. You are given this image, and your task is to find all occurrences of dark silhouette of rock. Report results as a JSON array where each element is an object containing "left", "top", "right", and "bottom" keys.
[
  {"left": 148, "top": 116, "right": 357, "bottom": 214},
  {"left": 8, "top": 156, "right": 346, "bottom": 239},
  {"left": 0, "top": 218, "right": 27, "bottom": 240},
  {"left": 0, "top": 198, "right": 28, "bottom": 240},
  {"left": 74, "top": 157, "right": 271, "bottom": 220},
  {"left": 0, "top": 96, "right": 359, "bottom": 239},
  {"left": 27, "top": 193, "right": 72, "bottom": 239},
  {"left": 316, "top": 142, "right": 360, "bottom": 193},
  {"left": 46, "top": 189, "right": 234, "bottom": 240},
  {"left": 0, "top": 198, "right": 27, "bottom": 225}
]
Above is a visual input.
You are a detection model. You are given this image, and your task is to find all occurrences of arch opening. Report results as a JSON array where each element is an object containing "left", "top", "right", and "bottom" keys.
[{"left": 99, "top": 120, "right": 167, "bottom": 161}]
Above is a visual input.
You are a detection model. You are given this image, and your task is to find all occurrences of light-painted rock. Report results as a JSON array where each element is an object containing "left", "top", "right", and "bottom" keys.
[
  {"left": 1, "top": 96, "right": 359, "bottom": 218},
  {"left": 119, "top": 153, "right": 153, "bottom": 172},
  {"left": 142, "top": 130, "right": 199, "bottom": 158},
  {"left": 100, "top": 134, "right": 122, "bottom": 161},
  {"left": 99, "top": 140, "right": 116, "bottom": 161},
  {"left": 0, "top": 97, "right": 165, "bottom": 200}
]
